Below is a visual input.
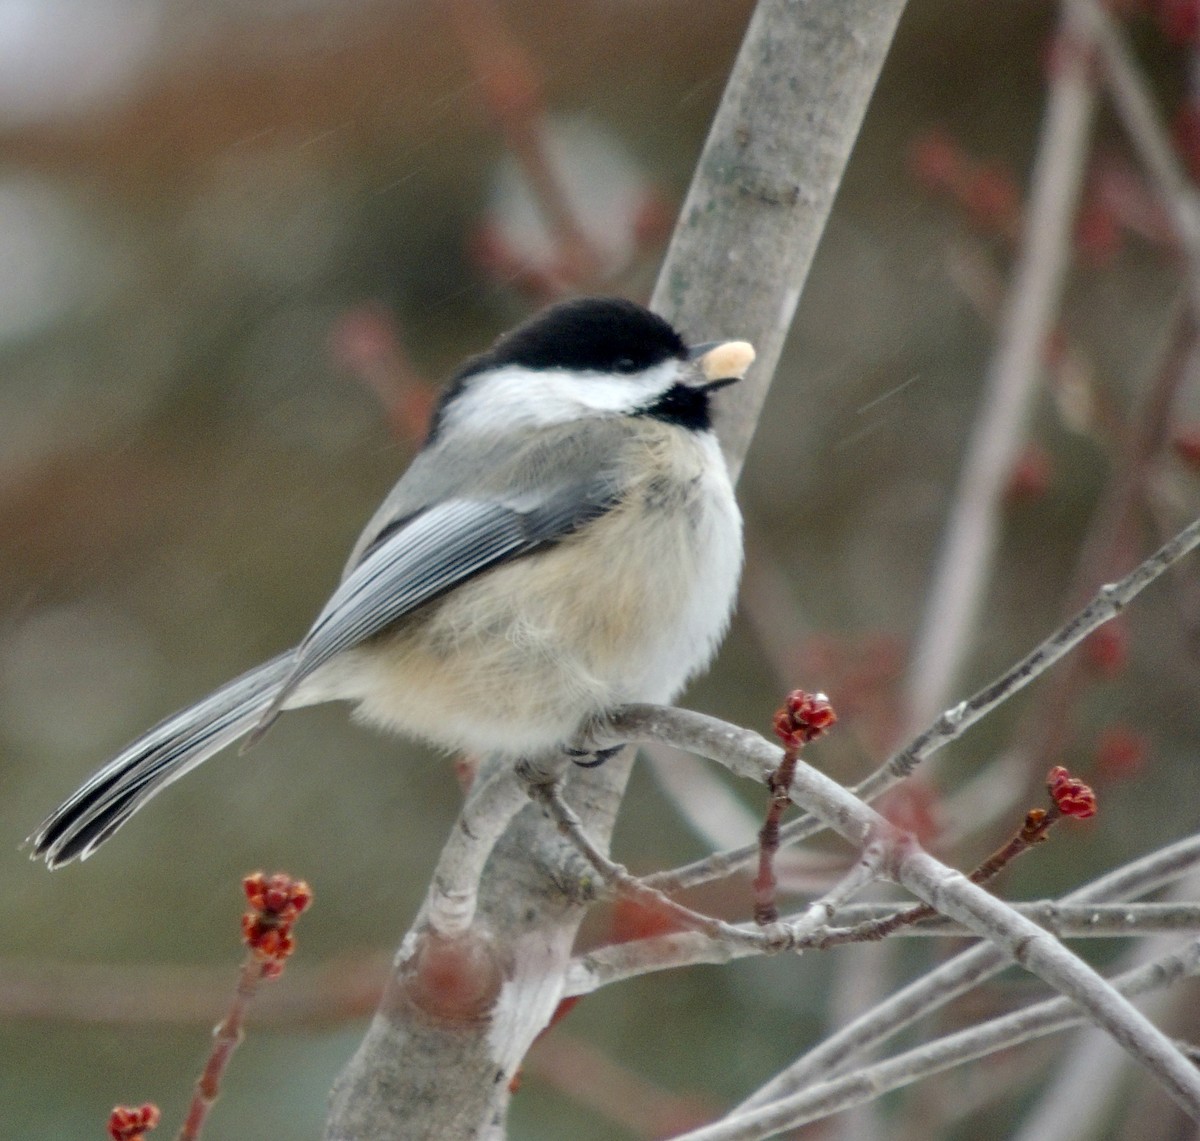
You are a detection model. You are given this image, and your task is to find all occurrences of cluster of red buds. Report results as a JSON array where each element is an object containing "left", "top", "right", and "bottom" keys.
[
  {"left": 107, "top": 1103, "right": 159, "bottom": 1141},
  {"left": 1047, "top": 765, "right": 1098, "bottom": 820},
  {"left": 241, "top": 872, "right": 313, "bottom": 979},
  {"left": 772, "top": 690, "right": 838, "bottom": 752}
]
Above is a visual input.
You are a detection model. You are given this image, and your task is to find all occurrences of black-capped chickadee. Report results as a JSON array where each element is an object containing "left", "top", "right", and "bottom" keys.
[{"left": 30, "top": 297, "right": 754, "bottom": 868}]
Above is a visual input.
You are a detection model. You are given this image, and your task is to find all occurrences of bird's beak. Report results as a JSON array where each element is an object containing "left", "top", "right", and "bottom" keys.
[{"left": 687, "top": 340, "right": 756, "bottom": 390}]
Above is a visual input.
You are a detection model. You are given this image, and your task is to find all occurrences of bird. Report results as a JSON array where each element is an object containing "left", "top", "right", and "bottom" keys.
[{"left": 29, "top": 296, "right": 753, "bottom": 868}]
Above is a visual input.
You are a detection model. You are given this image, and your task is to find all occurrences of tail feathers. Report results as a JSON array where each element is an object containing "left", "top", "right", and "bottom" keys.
[{"left": 28, "top": 651, "right": 297, "bottom": 868}]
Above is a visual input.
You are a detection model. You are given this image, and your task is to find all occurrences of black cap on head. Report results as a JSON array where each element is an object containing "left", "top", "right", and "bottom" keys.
[
  {"left": 424, "top": 298, "right": 691, "bottom": 445},
  {"left": 467, "top": 297, "right": 686, "bottom": 378}
]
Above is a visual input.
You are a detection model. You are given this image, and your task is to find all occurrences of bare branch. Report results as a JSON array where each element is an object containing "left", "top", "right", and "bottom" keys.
[
  {"left": 565, "top": 902, "right": 1200, "bottom": 999},
  {"left": 1071, "top": 0, "right": 1200, "bottom": 312},
  {"left": 608, "top": 705, "right": 1200, "bottom": 1120},
  {"left": 905, "top": 2, "right": 1098, "bottom": 728},
  {"left": 526, "top": 769, "right": 887, "bottom": 956},
  {"left": 523, "top": 768, "right": 777, "bottom": 954},
  {"left": 647, "top": 512, "right": 1200, "bottom": 894},
  {"left": 667, "top": 939, "right": 1200, "bottom": 1141},
  {"left": 815, "top": 901, "right": 1200, "bottom": 938},
  {"left": 736, "top": 834, "right": 1200, "bottom": 1112}
]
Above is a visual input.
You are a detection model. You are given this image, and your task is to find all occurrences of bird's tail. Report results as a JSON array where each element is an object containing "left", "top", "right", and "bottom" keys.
[{"left": 28, "top": 651, "right": 297, "bottom": 868}]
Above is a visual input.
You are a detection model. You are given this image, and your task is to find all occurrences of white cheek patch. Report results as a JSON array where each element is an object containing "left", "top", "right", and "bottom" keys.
[{"left": 445, "top": 361, "right": 681, "bottom": 435}]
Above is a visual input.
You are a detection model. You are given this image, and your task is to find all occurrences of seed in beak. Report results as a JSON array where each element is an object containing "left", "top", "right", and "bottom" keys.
[{"left": 697, "top": 340, "right": 755, "bottom": 384}]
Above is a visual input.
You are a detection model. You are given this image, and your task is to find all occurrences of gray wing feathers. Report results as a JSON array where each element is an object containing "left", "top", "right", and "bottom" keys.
[
  {"left": 299, "top": 501, "right": 529, "bottom": 671},
  {"left": 254, "top": 475, "right": 620, "bottom": 731},
  {"left": 29, "top": 652, "right": 295, "bottom": 868},
  {"left": 343, "top": 415, "right": 635, "bottom": 571}
]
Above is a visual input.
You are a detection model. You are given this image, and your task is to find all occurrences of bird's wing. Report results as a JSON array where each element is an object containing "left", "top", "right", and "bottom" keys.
[{"left": 247, "top": 474, "right": 621, "bottom": 739}]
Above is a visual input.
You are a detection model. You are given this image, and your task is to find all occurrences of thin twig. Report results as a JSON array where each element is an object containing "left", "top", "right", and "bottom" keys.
[
  {"left": 814, "top": 901, "right": 1200, "bottom": 940},
  {"left": 646, "top": 513, "right": 1200, "bottom": 895},
  {"left": 608, "top": 705, "right": 1200, "bottom": 1120},
  {"left": 667, "top": 939, "right": 1200, "bottom": 1141},
  {"left": 734, "top": 834, "right": 1200, "bottom": 1113},
  {"left": 564, "top": 901, "right": 1200, "bottom": 999},
  {"left": 753, "top": 749, "right": 801, "bottom": 925},
  {"left": 527, "top": 764, "right": 887, "bottom": 957},
  {"left": 1071, "top": 0, "right": 1200, "bottom": 313},
  {"left": 905, "top": 2, "right": 1098, "bottom": 730},
  {"left": 176, "top": 955, "right": 265, "bottom": 1141},
  {"left": 821, "top": 800, "right": 1073, "bottom": 945},
  {"left": 882, "top": 514, "right": 1200, "bottom": 783},
  {"left": 523, "top": 772, "right": 787, "bottom": 953}
]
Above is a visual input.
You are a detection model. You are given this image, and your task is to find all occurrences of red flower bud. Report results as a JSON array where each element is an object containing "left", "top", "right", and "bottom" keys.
[
  {"left": 108, "top": 1103, "right": 160, "bottom": 1141},
  {"left": 241, "top": 872, "right": 312, "bottom": 978},
  {"left": 773, "top": 690, "right": 837, "bottom": 751},
  {"left": 243, "top": 872, "right": 312, "bottom": 921},
  {"left": 1047, "top": 765, "right": 1097, "bottom": 819}
]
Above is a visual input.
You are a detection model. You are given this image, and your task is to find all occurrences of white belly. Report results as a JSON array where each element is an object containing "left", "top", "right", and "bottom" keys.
[{"left": 301, "top": 430, "right": 742, "bottom": 758}]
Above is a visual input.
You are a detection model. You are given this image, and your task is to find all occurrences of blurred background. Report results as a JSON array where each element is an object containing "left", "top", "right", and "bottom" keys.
[{"left": 3, "top": 1, "right": 1200, "bottom": 1137}]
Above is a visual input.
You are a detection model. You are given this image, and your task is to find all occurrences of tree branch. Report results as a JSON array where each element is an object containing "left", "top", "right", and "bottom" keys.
[
  {"left": 646, "top": 512, "right": 1200, "bottom": 894},
  {"left": 905, "top": 1, "right": 1098, "bottom": 729},
  {"left": 666, "top": 938, "right": 1200, "bottom": 1141},
  {"left": 1071, "top": 0, "right": 1200, "bottom": 314},
  {"left": 649, "top": 0, "right": 909, "bottom": 480},
  {"left": 734, "top": 832, "right": 1200, "bottom": 1113},
  {"left": 607, "top": 704, "right": 1200, "bottom": 1122},
  {"left": 564, "top": 902, "right": 1200, "bottom": 999}
]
